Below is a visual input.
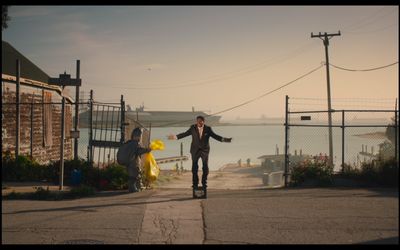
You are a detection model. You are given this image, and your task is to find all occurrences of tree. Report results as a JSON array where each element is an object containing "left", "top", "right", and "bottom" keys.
[
  {"left": 379, "top": 116, "right": 399, "bottom": 161},
  {"left": 2, "top": 6, "right": 10, "bottom": 31},
  {"left": 385, "top": 116, "right": 399, "bottom": 145}
]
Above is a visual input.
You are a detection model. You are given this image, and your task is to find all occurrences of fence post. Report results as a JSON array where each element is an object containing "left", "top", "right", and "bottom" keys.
[
  {"left": 395, "top": 98, "right": 398, "bottom": 162},
  {"left": 180, "top": 142, "right": 183, "bottom": 170},
  {"left": 284, "top": 95, "right": 289, "bottom": 187},
  {"left": 74, "top": 60, "right": 80, "bottom": 160},
  {"left": 341, "top": 110, "right": 345, "bottom": 173},
  {"left": 97, "top": 105, "right": 105, "bottom": 167},
  {"left": 30, "top": 98, "right": 34, "bottom": 159},
  {"left": 59, "top": 96, "right": 65, "bottom": 191},
  {"left": 89, "top": 90, "right": 93, "bottom": 166},
  {"left": 15, "top": 59, "right": 20, "bottom": 160},
  {"left": 120, "top": 95, "right": 125, "bottom": 143}
]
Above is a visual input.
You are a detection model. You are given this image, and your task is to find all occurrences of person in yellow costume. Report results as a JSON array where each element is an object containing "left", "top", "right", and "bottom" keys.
[
  {"left": 142, "top": 139, "right": 164, "bottom": 187},
  {"left": 168, "top": 115, "right": 232, "bottom": 198}
]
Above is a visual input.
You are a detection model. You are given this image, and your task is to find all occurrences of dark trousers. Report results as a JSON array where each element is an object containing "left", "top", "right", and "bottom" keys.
[
  {"left": 191, "top": 151, "right": 209, "bottom": 188},
  {"left": 127, "top": 162, "right": 140, "bottom": 192}
]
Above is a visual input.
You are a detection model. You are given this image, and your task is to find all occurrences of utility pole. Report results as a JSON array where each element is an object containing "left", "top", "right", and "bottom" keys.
[
  {"left": 59, "top": 95, "right": 65, "bottom": 191},
  {"left": 49, "top": 69, "right": 82, "bottom": 190},
  {"left": 15, "top": 60, "right": 20, "bottom": 160},
  {"left": 311, "top": 31, "right": 341, "bottom": 168},
  {"left": 284, "top": 95, "right": 289, "bottom": 187},
  {"left": 74, "top": 60, "right": 80, "bottom": 160}
]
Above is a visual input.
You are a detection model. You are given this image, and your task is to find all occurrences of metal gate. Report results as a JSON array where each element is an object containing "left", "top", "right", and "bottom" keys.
[{"left": 87, "top": 90, "right": 149, "bottom": 168}]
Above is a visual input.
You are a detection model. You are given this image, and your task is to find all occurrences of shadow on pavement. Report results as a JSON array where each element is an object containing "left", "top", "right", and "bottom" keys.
[
  {"left": 200, "top": 186, "right": 399, "bottom": 199},
  {"left": 3, "top": 186, "right": 397, "bottom": 215},
  {"left": 2, "top": 194, "right": 195, "bottom": 215},
  {"left": 358, "top": 236, "right": 399, "bottom": 244}
]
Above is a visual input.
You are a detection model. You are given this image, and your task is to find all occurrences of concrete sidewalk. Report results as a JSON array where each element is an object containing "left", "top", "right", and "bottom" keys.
[{"left": 2, "top": 165, "right": 399, "bottom": 244}]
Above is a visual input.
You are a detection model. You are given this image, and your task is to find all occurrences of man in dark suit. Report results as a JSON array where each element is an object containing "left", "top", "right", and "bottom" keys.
[{"left": 168, "top": 116, "right": 232, "bottom": 198}]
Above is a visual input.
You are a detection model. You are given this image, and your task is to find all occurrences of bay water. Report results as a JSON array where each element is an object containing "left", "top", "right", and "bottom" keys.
[{"left": 78, "top": 125, "right": 388, "bottom": 172}]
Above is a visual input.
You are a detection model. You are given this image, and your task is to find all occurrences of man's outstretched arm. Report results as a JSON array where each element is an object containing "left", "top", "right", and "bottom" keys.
[
  {"left": 221, "top": 137, "right": 232, "bottom": 142},
  {"left": 168, "top": 127, "right": 191, "bottom": 140},
  {"left": 209, "top": 128, "right": 232, "bottom": 143}
]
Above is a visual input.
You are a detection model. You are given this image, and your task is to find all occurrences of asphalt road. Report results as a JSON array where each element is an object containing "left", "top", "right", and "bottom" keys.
[{"left": 2, "top": 165, "right": 399, "bottom": 244}]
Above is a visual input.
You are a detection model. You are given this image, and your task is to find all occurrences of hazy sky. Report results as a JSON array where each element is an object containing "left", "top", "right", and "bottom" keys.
[{"left": 3, "top": 5, "right": 398, "bottom": 120}]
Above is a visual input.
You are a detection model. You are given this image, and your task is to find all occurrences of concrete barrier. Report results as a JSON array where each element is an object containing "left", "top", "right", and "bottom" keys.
[{"left": 263, "top": 171, "right": 284, "bottom": 188}]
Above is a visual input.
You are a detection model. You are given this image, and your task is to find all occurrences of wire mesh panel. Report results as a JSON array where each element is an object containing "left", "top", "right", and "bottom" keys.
[
  {"left": 286, "top": 97, "right": 398, "bottom": 178},
  {"left": 289, "top": 97, "right": 396, "bottom": 112},
  {"left": 70, "top": 100, "right": 91, "bottom": 162}
]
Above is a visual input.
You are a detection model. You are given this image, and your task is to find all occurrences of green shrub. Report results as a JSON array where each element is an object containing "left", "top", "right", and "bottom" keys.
[
  {"left": 46, "top": 158, "right": 92, "bottom": 185},
  {"left": 360, "top": 161, "right": 378, "bottom": 183},
  {"left": 2, "top": 151, "right": 130, "bottom": 191},
  {"left": 340, "top": 163, "right": 361, "bottom": 178},
  {"left": 359, "top": 158, "right": 398, "bottom": 187},
  {"left": 4, "top": 191, "right": 25, "bottom": 200},
  {"left": 338, "top": 158, "right": 398, "bottom": 187},
  {"left": 290, "top": 159, "right": 334, "bottom": 186},
  {"left": 31, "top": 186, "right": 52, "bottom": 200},
  {"left": 100, "top": 163, "right": 129, "bottom": 190},
  {"left": 290, "top": 164, "right": 306, "bottom": 186},
  {"left": 378, "top": 158, "right": 398, "bottom": 187},
  {"left": 40, "top": 161, "right": 127, "bottom": 192},
  {"left": 1, "top": 152, "right": 48, "bottom": 182}
]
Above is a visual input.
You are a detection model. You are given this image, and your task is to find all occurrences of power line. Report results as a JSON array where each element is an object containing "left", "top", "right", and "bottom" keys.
[
  {"left": 329, "top": 61, "right": 398, "bottom": 72},
  {"left": 340, "top": 7, "right": 387, "bottom": 31},
  {"left": 344, "top": 22, "right": 397, "bottom": 35},
  {"left": 91, "top": 41, "right": 319, "bottom": 90},
  {"left": 341, "top": 7, "right": 396, "bottom": 32},
  {"left": 157, "top": 64, "right": 324, "bottom": 127},
  {"left": 292, "top": 97, "right": 396, "bottom": 101}
]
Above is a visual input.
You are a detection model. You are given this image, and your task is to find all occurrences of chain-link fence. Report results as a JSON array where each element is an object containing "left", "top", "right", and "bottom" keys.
[
  {"left": 284, "top": 96, "right": 399, "bottom": 185},
  {"left": 71, "top": 100, "right": 91, "bottom": 162}
]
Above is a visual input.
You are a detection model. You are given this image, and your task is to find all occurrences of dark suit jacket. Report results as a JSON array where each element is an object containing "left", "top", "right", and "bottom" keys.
[{"left": 176, "top": 124, "right": 223, "bottom": 155}]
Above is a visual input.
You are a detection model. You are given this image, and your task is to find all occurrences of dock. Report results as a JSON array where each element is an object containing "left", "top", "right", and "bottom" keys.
[{"left": 155, "top": 156, "right": 189, "bottom": 164}]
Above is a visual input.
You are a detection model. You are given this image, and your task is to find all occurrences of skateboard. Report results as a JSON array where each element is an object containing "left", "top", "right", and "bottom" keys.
[{"left": 193, "top": 186, "right": 207, "bottom": 199}]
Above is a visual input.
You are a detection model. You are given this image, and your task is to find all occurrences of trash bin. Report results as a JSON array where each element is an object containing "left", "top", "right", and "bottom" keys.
[{"left": 71, "top": 169, "right": 82, "bottom": 186}]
